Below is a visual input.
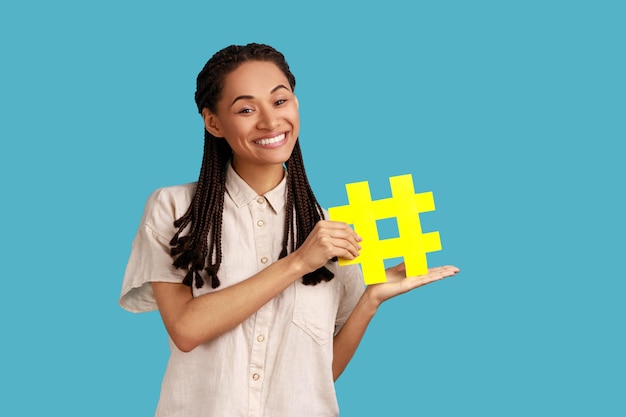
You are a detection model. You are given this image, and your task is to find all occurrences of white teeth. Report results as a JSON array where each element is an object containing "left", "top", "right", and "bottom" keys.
[{"left": 255, "top": 133, "right": 285, "bottom": 145}]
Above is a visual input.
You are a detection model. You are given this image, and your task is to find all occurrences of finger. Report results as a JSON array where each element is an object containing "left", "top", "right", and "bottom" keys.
[
  {"left": 323, "top": 221, "right": 362, "bottom": 242},
  {"left": 428, "top": 266, "right": 459, "bottom": 280},
  {"left": 405, "top": 275, "right": 444, "bottom": 290},
  {"left": 322, "top": 225, "right": 361, "bottom": 254},
  {"left": 405, "top": 266, "right": 459, "bottom": 288},
  {"left": 334, "top": 237, "right": 360, "bottom": 259},
  {"left": 428, "top": 265, "right": 460, "bottom": 275},
  {"left": 404, "top": 265, "right": 459, "bottom": 280}
]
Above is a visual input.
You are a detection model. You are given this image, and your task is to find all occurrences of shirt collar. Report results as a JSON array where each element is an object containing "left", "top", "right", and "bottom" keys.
[{"left": 225, "top": 161, "right": 287, "bottom": 213}]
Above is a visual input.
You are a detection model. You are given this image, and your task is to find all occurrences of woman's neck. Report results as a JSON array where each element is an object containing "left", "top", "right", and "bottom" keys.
[{"left": 231, "top": 160, "right": 286, "bottom": 195}]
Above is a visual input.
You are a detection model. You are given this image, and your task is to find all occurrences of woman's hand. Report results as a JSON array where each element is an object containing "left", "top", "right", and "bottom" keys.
[
  {"left": 332, "top": 263, "right": 459, "bottom": 379},
  {"left": 365, "top": 264, "right": 460, "bottom": 308},
  {"left": 292, "top": 220, "right": 362, "bottom": 273}
]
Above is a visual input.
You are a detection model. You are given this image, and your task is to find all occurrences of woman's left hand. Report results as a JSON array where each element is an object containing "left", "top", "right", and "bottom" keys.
[{"left": 365, "top": 264, "right": 460, "bottom": 307}]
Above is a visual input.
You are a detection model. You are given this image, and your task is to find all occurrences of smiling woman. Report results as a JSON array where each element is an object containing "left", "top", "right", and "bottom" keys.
[
  {"left": 118, "top": 42, "right": 459, "bottom": 417},
  {"left": 202, "top": 61, "right": 300, "bottom": 186}
]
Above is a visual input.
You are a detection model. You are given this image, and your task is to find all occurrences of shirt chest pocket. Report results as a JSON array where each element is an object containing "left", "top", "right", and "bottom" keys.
[{"left": 292, "top": 280, "right": 340, "bottom": 346}]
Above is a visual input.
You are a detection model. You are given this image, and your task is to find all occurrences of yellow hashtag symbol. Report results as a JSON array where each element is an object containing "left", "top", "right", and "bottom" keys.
[{"left": 328, "top": 174, "right": 442, "bottom": 285}]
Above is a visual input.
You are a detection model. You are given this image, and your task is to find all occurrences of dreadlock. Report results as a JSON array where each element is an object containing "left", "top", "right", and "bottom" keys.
[{"left": 170, "top": 43, "right": 335, "bottom": 289}]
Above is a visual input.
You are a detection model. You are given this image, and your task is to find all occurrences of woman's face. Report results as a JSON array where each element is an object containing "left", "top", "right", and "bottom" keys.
[{"left": 203, "top": 60, "right": 299, "bottom": 176}]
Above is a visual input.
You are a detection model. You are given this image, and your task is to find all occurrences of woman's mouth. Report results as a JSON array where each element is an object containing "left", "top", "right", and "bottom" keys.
[{"left": 254, "top": 133, "right": 286, "bottom": 146}]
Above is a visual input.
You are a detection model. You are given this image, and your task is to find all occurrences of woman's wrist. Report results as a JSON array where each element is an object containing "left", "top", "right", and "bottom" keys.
[
  {"left": 282, "top": 251, "right": 313, "bottom": 279},
  {"left": 360, "top": 287, "right": 382, "bottom": 316}
]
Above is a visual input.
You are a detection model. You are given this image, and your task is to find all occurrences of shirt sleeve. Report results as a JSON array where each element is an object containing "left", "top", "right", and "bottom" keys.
[
  {"left": 118, "top": 186, "right": 193, "bottom": 313},
  {"left": 334, "top": 264, "right": 366, "bottom": 333}
]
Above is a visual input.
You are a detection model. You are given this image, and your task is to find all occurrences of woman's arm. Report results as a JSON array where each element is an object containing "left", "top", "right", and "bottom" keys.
[
  {"left": 152, "top": 220, "right": 361, "bottom": 353},
  {"left": 332, "top": 264, "right": 460, "bottom": 380}
]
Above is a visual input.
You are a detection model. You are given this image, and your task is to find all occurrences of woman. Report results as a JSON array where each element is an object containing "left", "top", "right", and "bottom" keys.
[{"left": 120, "top": 43, "right": 459, "bottom": 417}]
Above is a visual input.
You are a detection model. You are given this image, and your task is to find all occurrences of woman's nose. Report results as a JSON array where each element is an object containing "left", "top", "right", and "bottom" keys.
[{"left": 257, "top": 108, "right": 280, "bottom": 130}]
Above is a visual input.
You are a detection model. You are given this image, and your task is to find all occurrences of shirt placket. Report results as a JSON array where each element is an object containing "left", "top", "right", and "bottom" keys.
[{"left": 248, "top": 196, "right": 273, "bottom": 417}]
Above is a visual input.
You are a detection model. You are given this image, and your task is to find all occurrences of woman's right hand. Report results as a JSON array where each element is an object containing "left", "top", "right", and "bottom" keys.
[{"left": 292, "top": 220, "right": 361, "bottom": 273}]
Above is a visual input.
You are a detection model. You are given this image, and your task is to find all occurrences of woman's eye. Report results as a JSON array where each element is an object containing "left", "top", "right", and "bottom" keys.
[
  {"left": 275, "top": 99, "right": 286, "bottom": 106},
  {"left": 238, "top": 108, "right": 253, "bottom": 114}
]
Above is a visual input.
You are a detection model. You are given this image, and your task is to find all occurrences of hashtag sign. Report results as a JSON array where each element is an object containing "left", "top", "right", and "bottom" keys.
[{"left": 328, "top": 174, "right": 442, "bottom": 285}]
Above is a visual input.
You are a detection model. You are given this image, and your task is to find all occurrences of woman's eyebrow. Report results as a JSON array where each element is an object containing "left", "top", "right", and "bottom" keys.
[
  {"left": 230, "top": 84, "right": 291, "bottom": 107},
  {"left": 270, "top": 84, "right": 290, "bottom": 94}
]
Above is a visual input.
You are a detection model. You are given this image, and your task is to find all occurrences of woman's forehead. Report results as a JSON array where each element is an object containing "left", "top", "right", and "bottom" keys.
[{"left": 221, "top": 61, "right": 291, "bottom": 97}]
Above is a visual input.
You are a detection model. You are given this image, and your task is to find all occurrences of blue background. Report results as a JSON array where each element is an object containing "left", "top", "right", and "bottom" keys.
[{"left": 1, "top": 1, "right": 624, "bottom": 416}]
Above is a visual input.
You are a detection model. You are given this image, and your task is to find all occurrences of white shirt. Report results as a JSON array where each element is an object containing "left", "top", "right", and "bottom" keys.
[{"left": 120, "top": 163, "right": 365, "bottom": 417}]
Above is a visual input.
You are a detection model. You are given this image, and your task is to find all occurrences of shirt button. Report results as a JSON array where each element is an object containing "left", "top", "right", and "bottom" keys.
[
  {"left": 257, "top": 197, "right": 265, "bottom": 205},
  {"left": 257, "top": 334, "right": 265, "bottom": 342},
  {"left": 260, "top": 257, "right": 268, "bottom": 264},
  {"left": 257, "top": 220, "right": 265, "bottom": 227},
  {"left": 252, "top": 373, "right": 260, "bottom": 381}
]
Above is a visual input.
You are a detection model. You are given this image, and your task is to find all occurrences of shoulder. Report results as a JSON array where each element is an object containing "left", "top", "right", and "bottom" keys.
[
  {"left": 145, "top": 182, "right": 197, "bottom": 211},
  {"left": 141, "top": 183, "right": 197, "bottom": 235}
]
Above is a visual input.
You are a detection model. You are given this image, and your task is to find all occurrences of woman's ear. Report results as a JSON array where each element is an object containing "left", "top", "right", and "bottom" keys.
[
  {"left": 201, "top": 108, "right": 223, "bottom": 137},
  {"left": 295, "top": 96, "right": 299, "bottom": 109}
]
